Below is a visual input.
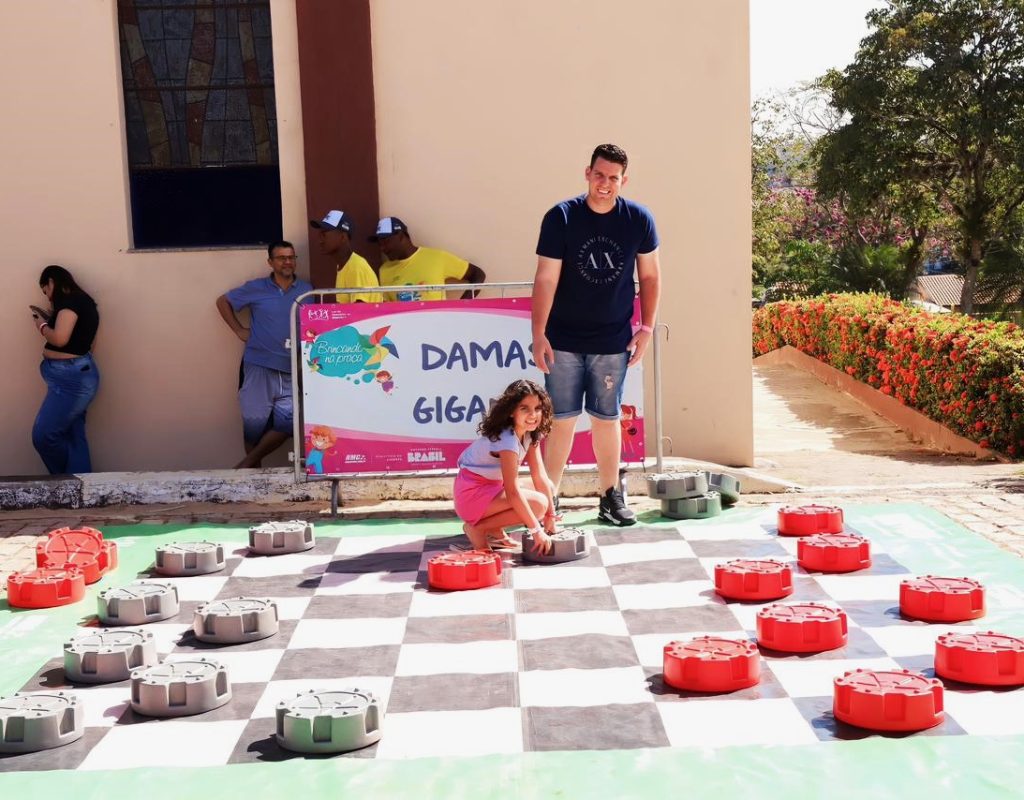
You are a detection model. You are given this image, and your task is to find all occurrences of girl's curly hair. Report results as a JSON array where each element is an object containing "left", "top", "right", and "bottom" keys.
[{"left": 478, "top": 379, "right": 553, "bottom": 444}]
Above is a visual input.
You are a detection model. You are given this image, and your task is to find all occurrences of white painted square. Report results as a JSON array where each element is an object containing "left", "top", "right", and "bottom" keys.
[
  {"left": 774, "top": 537, "right": 801, "bottom": 557},
  {"left": 315, "top": 571, "right": 418, "bottom": 595},
  {"left": 630, "top": 631, "right": 749, "bottom": 668},
  {"left": 267, "top": 596, "right": 311, "bottom": 620},
  {"left": 75, "top": 687, "right": 131, "bottom": 727},
  {"left": 375, "top": 708, "right": 523, "bottom": 759},
  {"left": 679, "top": 523, "right": 773, "bottom": 542},
  {"left": 862, "top": 625, "right": 978, "bottom": 658},
  {"left": 230, "top": 552, "right": 333, "bottom": 578},
  {"left": 289, "top": 618, "right": 407, "bottom": 649},
  {"left": 511, "top": 567, "right": 611, "bottom": 590},
  {"left": 408, "top": 588, "right": 515, "bottom": 617},
  {"left": 599, "top": 540, "right": 696, "bottom": 567},
  {"left": 150, "top": 576, "right": 227, "bottom": 602},
  {"left": 79, "top": 719, "right": 249, "bottom": 770},
  {"left": 518, "top": 666, "right": 651, "bottom": 707},
  {"left": 612, "top": 581, "right": 719, "bottom": 611},
  {"left": 515, "top": 611, "right": 629, "bottom": 641},
  {"left": 395, "top": 640, "right": 518, "bottom": 676},
  {"left": 768, "top": 657, "right": 901, "bottom": 698},
  {"left": 142, "top": 623, "right": 192, "bottom": 654},
  {"left": 164, "top": 648, "right": 284, "bottom": 683},
  {"left": 253, "top": 677, "right": 393, "bottom": 719},
  {"left": 334, "top": 535, "right": 426, "bottom": 556},
  {"left": 657, "top": 698, "right": 819, "bottom": 748},
  {"left": 812, "top": 574, "right": 909, "bottom": 601},
  {"left": 944, "top": 688, "right": 1024, "bottom": 735}
]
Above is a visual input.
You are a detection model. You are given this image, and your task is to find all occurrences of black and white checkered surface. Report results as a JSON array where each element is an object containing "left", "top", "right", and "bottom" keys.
[{"left": 4, "top": 515, "right": 1022, "bottom": 772}]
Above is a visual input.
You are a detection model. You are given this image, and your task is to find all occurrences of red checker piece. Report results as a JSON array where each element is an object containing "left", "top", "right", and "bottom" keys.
[
  {"left": 36, "top": 527, "right": 117, "bottom": 585},
  {"left": 900, "top": 575, "right": 985, "bottom": 622},
  {"left": 663, "top": 636, "right": 760, "bottom": 692},
  {"left": 757, "top": 603, "right": 848, "bottom": 653},
  {"left": 777, "top": 504, "right": 844, "bottom": 536},
  {"left": 935, "top": 631, "right": 1024, "bottom": 686},
  {"left": 7, "top": 567, "right": 86, "bottom": 609},
  {"left": 833, "top": 669, "right": 944, "bottom": 732},
  {"left": 427, "top": 550, "right": 502, "bottom": 591},
  {"left": 797, "top": 533, "right": 871, "bottom": 573},
  {"left": 715, "top": 559, "right": 793, "bottom": 601}
]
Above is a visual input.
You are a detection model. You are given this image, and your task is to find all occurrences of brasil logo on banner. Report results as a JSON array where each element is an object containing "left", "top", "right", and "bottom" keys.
[{"left": 299, "top": 298, "right": 644, "bottom": 475}]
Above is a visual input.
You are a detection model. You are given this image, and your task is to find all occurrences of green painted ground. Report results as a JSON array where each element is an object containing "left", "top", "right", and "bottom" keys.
[{"left": 1, "top": 504, "right": 1022, "bottom": 799}]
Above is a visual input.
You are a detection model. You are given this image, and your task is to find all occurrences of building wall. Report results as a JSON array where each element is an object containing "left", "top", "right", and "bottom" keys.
[
  {"left": 0, "top": 0, "right": 752, "bottom": 475},
  {"left": 370, "top": 0, "right": 754, "bottom": 465},
  {"left": 0, "top": 1, "right": 308, "bottom": 474}
]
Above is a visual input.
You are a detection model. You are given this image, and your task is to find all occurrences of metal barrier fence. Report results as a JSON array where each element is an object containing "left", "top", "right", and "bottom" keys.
[{"left": 288, "top": 281, "right": 666, "bottom": 513}]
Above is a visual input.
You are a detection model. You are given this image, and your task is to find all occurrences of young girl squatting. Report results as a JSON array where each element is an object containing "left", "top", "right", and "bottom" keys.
[{"left": 453, "top": 379, "right": 557, "bottom": 554}]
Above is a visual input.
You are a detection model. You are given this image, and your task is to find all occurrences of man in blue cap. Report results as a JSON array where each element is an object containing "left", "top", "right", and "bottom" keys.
[{"left": 370, "top": 217, "right": 485, "bottom": 301}]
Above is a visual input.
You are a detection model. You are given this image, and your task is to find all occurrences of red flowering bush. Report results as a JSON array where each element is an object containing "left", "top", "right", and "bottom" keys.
[{"left": 752, "top": 294, "right": 1024, "bottom": 457}]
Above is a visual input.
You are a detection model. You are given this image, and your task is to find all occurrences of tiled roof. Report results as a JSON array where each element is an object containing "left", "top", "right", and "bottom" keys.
[
  {"left": 913, "top": 274, "right": 963, "bottom": 307},
  {"left": 912, "top": 274, "right": 1022, "bottom": 307}
]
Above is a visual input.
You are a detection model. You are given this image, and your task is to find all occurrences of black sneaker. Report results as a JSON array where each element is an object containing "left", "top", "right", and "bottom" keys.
[{"left": 598, "top": 486, "right": 636, "bottom": 526}]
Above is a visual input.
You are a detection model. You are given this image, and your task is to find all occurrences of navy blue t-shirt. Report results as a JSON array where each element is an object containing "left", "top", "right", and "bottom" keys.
[{"left": 536, "top": 195, "right": 658, "bottom": 354}]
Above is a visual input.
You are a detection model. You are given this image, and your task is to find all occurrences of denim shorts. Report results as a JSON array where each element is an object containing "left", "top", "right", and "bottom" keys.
[{"left": 544, "top": 350, "right": 629, "bottom": 421}]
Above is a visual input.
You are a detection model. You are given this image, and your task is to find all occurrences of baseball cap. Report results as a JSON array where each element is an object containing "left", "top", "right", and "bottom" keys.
[
  {"left": 368, "top": 216, "right": 408, "bottom": 242},
  {"left": 310, "top": 210, "right": 353, "bottom": 233}
]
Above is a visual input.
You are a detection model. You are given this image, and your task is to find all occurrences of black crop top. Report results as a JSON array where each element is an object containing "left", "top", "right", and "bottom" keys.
[{"left": 45, "top": 291, "right": 99, "bottom": 356}]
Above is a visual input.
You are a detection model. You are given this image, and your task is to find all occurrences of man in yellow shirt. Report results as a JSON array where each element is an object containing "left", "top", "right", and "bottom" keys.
[
  {"left": 310, "top": 209, "right": 382, "bottom": 303},
  {"left": 369, "top": 217, "right": 486, "bottom": 301}
]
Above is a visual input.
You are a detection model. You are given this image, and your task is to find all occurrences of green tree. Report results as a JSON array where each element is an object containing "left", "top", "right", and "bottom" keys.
[
  {"left": 815, "top": 0, "right": 1024, "bottom": 312},
  {"left": 751, "top": 95, "right": 820, "bottom": 293}
]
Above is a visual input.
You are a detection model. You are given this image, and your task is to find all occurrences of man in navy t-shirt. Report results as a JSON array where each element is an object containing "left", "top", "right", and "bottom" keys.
[{"left": 532, "top": 144, "right": 661, "bottom": 526}]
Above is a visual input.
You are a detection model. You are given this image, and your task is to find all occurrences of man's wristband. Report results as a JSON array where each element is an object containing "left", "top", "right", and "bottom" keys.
[
  {"left": 638, "top": 324, "right": 654, "bottom": 334},
  {"left": 526, "top": 526, "right": 543, "bottom": 536}
]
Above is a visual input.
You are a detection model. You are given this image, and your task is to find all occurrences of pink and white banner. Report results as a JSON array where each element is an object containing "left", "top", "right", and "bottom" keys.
[{"left": 298, "top": 298, "right": 644, "bottom": 475}]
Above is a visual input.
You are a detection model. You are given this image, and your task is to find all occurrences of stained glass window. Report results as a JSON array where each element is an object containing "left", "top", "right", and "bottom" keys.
[{"left": 118, "top": 0, "right": 282, "bottom": 248}]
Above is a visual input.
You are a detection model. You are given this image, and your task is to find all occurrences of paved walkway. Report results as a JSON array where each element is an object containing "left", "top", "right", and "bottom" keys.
[{"left": 3, "top": 363, "right": 1024, "bottom": 591}]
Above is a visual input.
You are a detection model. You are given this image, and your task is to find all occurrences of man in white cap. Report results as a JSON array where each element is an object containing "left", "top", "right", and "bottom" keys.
[
  {"left": 310, "top": 209, "right": 382, "bottom": 303},
  {"left": 369, "top": 216, "right": 485, "bottom": 301}
]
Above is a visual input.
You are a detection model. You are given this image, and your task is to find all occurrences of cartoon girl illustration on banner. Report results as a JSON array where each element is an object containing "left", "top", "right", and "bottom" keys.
[
  {"left": 375, "top": 370, "right": 395, "bottom": 395},
  {"left": 306, "top": 425, "right": 338, "bottom": 474}
]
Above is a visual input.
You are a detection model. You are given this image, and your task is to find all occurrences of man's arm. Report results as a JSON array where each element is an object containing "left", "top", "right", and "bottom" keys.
[
  {"left": 627, "top": 248, "right": 661, "bottom": 367},
  {"left": 530, "top": 256, "right": 561, "bottom": 373},
  {"left": 215, "top": 294, "right": 250, "bottom": 343},
  {"left": 445, "top": 263, "right": 486, "bottom": 299}
]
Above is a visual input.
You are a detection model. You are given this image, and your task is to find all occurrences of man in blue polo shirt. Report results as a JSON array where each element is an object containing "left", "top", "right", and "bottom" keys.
[
  {"left": 532, "top": 144, "right": 661, "bottom": 526},
  {"left": 216, "top": 240, "right": 312, "bottom": 468}
]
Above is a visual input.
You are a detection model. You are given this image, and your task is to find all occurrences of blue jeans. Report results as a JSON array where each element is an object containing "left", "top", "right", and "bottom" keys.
[
  {"left": 544, "top": 349, "right": 629, "bottom": 420},
  {"left": 33, "top": 354, "right": 100, "bottom": 474}
]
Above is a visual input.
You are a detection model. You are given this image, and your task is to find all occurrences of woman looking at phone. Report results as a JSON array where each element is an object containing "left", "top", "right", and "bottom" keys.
[{"left": 29, "top": 265, "right": 100, "bottom": 474}]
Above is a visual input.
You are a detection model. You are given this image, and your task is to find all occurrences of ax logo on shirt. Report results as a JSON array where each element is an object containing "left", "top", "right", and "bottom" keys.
[{"left": 575, "top": 235, "right": 625, "bottom": 285}]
